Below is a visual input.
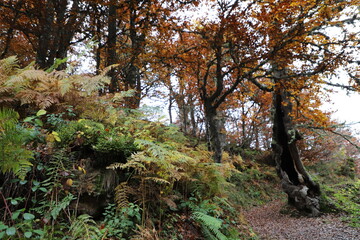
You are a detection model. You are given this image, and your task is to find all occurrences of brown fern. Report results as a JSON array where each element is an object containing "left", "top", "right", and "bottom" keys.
[
  {"left": 130, "top": 223, "right": 160, "bottom": 240},
  {"left": 114, "top": 182, "right": 131, "bottom": 209},
  {"left": 0, "top": 56, "right": 110, "bottom": 113}
]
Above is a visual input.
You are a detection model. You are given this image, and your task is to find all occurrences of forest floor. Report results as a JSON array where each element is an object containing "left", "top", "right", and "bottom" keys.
[{"left": 244, "top": 199, "right": 360, "bottom": 240}]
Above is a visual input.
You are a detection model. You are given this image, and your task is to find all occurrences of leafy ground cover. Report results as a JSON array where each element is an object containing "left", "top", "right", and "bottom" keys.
[
  {"left": 1, "top": 106, "right": 359, "bottom": 239},
  {"left": 0, "top": 106, "right": 267, "bottom": 239}
]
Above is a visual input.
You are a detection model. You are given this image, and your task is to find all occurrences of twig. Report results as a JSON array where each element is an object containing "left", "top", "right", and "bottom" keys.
[{"left": 0, "top": 190, "right": 13, "bottom": 223}]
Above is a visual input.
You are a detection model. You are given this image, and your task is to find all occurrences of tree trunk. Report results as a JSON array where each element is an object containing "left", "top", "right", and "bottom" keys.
[
  {"left": 177, "top": 96, "right": 190, "bottom": 134},
  {"left": 124, "top": 64, "right": 141, "bottom": 107},
  {"left": 34, "top": 0, "right": 80, "bottom": 70},
  {"left": 36, "top": 0, "right": 55, "bottom": 69},
  {"left": 93, "top": 3, "right": 103, "bottom": 75},
  {"left": 204, "top": 103, "right": 224, "bottom": 163},
  {"left": 122, "top": 0, "right": 143, "bottom": 108},
  {"left": 107, "top": 1, "right": 118, "bottom": 93},
  {"left": 0, "top": 0, "right": 23, "bottom": 59},
  {"left": 272, "top": 87, "right": 321, "bottom": 216},
  {"left": 55, "top": 0, "right": 81, "bottom": 70},
  {"left": 190, "top": 102, "right": 197, "bottom": 136}
]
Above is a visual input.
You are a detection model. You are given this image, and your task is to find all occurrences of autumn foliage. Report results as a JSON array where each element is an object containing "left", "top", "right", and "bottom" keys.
[{"left": 0, "top": 0, "right": 359, "bottom": 238}]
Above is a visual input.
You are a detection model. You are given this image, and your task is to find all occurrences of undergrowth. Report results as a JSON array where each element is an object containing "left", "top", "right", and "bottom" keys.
[
  {"left": 1, "top": 56, "right": 358, "bottom": 239},
  {"left": 228, "top": 163, "right": 281, "bottom": 208},
  {"left": 308, "top": 159, "right": 360, "bottom": 227},
  {"left": 0, "top": 56, "right": 260, "bottom": 239}
]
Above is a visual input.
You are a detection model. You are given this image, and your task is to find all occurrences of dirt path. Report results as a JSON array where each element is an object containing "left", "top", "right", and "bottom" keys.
[{"left": 244, "top": 200, "right": 360, "bottom": 240}]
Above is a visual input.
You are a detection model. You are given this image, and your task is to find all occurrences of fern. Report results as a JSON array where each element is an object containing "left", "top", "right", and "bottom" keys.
[
  {"left": 143, "top": 177, "right": 170, "bottom": 185},
  {"left": 105, "top": 117, "right": 235, "bottom": 233},
  {"left": 50, "top": 193, "right": 75, "bottom": 220},
  {"left": 192, "top": 211, "right": 228, "bottom": 240},
  {"left": 131, "top": 224, "right": 160, "bottom": 240},
  {"left": 0, "top": 108, "right": 33, "bottom": 179},
  {"left": 160, "top": 195, "right": 179, "bottom": 210},
  {"left": 0, "top": 107, "right": 18, "bottom": 130},
  {"left": 0, "top": 56, "right": 19, "bottom": 78},
  {"left": 69, "top": 214, "right": 102, "bottom": 240},
  {"left": 45, "top": 57, "right": 68, "bottom": 73},
  {"left": 112, "top": 89, "right": 137, "bottom": 103},
  {"left": 70, "top": 73, "right": 110, "bottom": 97},
  {"left": 109, "top": 138, "right": 191, "bottom": 213},
  {"left": 114, "top": 182, "right": 130, "bottom": 209},
  {"left": 0, "top": 57, "right": 110, "bottom": 111},
  {"left": 107, "top": 157, "right": 146, "bottom": 173}
]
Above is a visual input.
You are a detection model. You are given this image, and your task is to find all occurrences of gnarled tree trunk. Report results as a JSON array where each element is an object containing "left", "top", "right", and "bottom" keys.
[{"left": 272, "top": 86, "right": 321, "bottom": 216}]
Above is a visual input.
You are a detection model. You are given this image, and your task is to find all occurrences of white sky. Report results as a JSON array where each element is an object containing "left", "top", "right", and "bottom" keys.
[{"left": 323, "top": 90, "right": 360, "bottom": 136}]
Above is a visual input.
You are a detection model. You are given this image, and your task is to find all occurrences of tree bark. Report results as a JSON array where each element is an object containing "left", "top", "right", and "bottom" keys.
[
  {"left": 107, "top": 1, "right": 118, "bottom": 93},
  {"left": 0, "top": 0, "right": 24, "bottom": 59},
  {"left": 190, "top": 102, "right": 197, "bottom": 136},
  {"left": 272, "top": 86, "right": 321, "bottom": 216},
  {"left": 36, "top": 0, "right": 55, "bottom": 69},
  {"left": 123, "top": 64, "right": 141, "bottom": 107},
  {"left": 34, "top": 0, "right": 81, "bottom": 70},
  {"left": 123, "top": 0, "right": 143, "bottom": 108},
  {"left": 204, "top": 102, "right": 225, "bottom": 163}
]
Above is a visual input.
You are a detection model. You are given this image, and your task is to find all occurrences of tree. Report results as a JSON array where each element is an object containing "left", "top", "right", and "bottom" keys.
[
  {"left": 167, "top": 73, "right": 199, "bottom": 136},
  {"left": 0, "top": 0, "right": 34, "bottom": 65},
  {"left": 170, "top": 0, "right": 359, "bottom": 213},
  {"left": 248, "top": 0, "right": 360, "bottom": 215},
  {"left": 225, "top": 83, "right": 273, "bottom": 150},
  {"left": 170, "top": 0, "right": 268, "bottom": 162},
  {"left": 106, "top": 0, "right": 118, "bottom": 92},
  {"left": 0, "top": 0, "right": 88, "bottom": 69},
  {"left": 97, "top": 0, "right": 199, "bottom": 107}
]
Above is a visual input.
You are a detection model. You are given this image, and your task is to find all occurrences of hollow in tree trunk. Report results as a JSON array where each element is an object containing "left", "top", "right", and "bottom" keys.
[{"left": 272, "top": 87, "right": 321, "bottom": 216}]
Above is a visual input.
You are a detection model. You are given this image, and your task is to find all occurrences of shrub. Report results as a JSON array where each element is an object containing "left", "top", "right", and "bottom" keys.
[
  {"left": 337, "top": 158, "right": 356, "bottom": 179},
  {"left": 56, "top": 119, "right": 105, "bottom": 147}
]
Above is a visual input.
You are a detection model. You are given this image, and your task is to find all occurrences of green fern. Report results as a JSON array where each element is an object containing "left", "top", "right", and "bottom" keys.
[
  {"left": 108, "top": 139, "right": 187, "bottom": 182},
  {"left": 192, "top": 211, "right": 228, "bottom": 240},
  {"left": 0, "top": 108, "right": 33, "bottom": 179},
  {"left": 50, "top": 193, "right": 76, "bottom": 220},
  {"left": 108, "top": 137, "right": 195, "bottom": 215},
  {"left": 107, "top": 157, "right": 146, "bottom": 174},
  {"left": 112, "top": 89, "right": 137, "bottom": 103},
  {"left": 69, "top": 214, "right": 102, "bottom": 240},
  {"left": 45, "top": 57, "right": 68, "bottom": 73}
]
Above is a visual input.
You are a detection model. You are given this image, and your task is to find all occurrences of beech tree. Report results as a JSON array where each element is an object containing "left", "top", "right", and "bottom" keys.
[
  {"left": 0, "top": 0, "right": 88, "bottom": 69},
  {"left": 170, "top": 0, "right": 270, "bottom": 162},
  {"left": 170, "top": 0, "right": 359, "bottom": 213},
  {"left": 248, "top": 0, "right": 360, "bottom": 215},
  {"left": 96, "top": 0, "right": 199, "bottom": 107}
]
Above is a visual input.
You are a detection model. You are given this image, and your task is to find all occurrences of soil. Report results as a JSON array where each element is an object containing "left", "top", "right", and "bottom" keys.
[{"left": 244, "top": 200, "right": 360, "bottom": 240}]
